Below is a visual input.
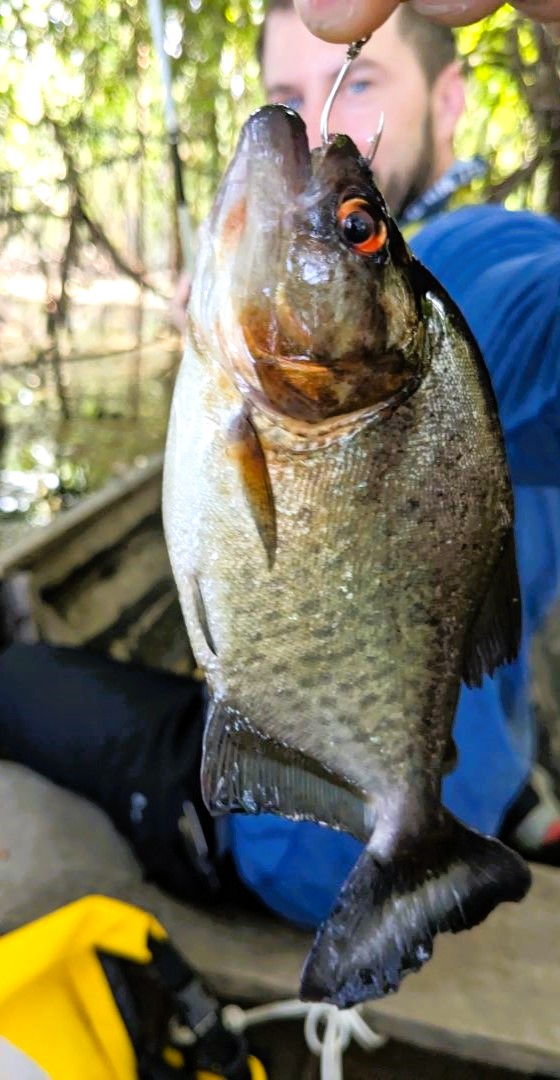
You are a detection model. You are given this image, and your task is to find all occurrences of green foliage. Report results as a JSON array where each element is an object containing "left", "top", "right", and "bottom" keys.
[
  {"left": 0, "top": 0, "right": 264, "bottom": 298},
  {"left": 457, "top": 13, "right": 560, "bottom": 214},
  {"left": 0, "top": 1, "right": 558, "bottom": 320},
  {"left": 1, "top": 2, "right": 558, "bottom": 520}
]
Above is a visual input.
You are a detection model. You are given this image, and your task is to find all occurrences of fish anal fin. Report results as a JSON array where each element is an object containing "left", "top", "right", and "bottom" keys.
[
  {"left": 462, "top": 528, "right": 521, "bottom": 689},
  {"left": 201, "top": 699, "right": 370, "bottom": 841},
  {"left": 300, "top": 812, "right": 531, "bottom": 1008},
  {"left": 227, "top": 411, "right": 276, "bottom": 569}
]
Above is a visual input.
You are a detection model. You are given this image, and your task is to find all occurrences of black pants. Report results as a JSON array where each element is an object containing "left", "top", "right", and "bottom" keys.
[{"left": 0, "top": 643, "right": 235, "bottom": 904}]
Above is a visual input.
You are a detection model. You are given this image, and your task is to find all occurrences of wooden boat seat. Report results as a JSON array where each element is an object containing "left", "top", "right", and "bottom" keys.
[{"left": 1, "top": 761, "right": 559, "bottom": 1077}]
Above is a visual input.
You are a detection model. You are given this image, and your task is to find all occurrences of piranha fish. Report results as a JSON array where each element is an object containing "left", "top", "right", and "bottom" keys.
[{"left": 163, "top": 104, "right": 531, "bottom": 1008}]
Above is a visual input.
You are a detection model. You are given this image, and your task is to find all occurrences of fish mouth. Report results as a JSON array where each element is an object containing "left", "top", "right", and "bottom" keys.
[
  {"left": 204, "top": 106, "right": 424, "bottom": 436},
  {"left": 212, "top": 105, "right": 312, "bottom": 245},
  {"left": 241, "top": 105, "right": 312, "bottom": 196},
  {"left": 209, "top": 106, "right": 319, "bottom": 408}
]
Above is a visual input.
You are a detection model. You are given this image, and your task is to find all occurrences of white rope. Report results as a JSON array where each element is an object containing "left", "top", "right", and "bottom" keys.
[{"left": 222, "top": 998, "right": 386, "bottom": 1080}]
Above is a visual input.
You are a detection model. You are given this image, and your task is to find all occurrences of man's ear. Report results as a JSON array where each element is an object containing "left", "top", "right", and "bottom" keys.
[{"left": 431, "top": 60, "right": 465, "bottom": 144}]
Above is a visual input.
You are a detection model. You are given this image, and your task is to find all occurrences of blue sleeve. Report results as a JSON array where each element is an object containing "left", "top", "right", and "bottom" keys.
[
  {"left": 410, "top": 206, "right": 560, "bottom": 487},
  {"left": 228, "top": 814, "right": 361, "bottom": 929}
]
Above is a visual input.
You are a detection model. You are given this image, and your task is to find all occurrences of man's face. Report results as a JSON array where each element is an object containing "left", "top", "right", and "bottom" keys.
[{"left": 262, "top": 9, "right": 438, "bottom": 218}]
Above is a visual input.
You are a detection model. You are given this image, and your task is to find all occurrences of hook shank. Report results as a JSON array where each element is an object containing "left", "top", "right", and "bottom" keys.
[{"left": 319, "top": 33, "right": 384, "bottom": 168}]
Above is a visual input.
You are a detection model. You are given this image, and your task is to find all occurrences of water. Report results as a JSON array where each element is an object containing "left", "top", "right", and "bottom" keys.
[{"left": 0, "top": 295, "right": 181, "bottom": 551}]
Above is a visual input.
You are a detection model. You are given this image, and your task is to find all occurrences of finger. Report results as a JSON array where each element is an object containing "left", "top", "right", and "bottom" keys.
[
  {"left": 510, "top": 0, "right": 560, "bottom": 20},
  {"left": 409, "top": 0, "right": 500, "bottom": 24},
  {"left": 296, "top": 0, "right": 560, "bottom": 34},
  {"left": 294, "top": 0, "right": 400, "bottom": 43},
  {"left": 415, "top": 0, "right": 560, "bottom": 27}
]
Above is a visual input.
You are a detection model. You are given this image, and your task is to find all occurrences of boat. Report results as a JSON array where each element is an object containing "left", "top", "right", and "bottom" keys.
[{"left": 0, "top": 452, "right": 194, "bottom": 674}]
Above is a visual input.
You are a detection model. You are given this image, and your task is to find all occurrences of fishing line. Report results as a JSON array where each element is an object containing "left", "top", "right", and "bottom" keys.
[
  {"left": 146, "top": 0, "right": 195, "bottom": 275},
  {"left": 222, "top": 998, "right": 386, "bottom": 1080}
]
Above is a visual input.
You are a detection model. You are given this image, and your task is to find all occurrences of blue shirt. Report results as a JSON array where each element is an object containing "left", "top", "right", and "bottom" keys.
[{"left": 229, "top": 205, "right": 560, "bottom": 929}]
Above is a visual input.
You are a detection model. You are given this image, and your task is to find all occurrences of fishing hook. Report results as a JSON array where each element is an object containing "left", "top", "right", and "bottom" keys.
[
  {"left": 320, "top": 34, "right": 384, "bottom": 167},
  {"left": 366, "top": 110, "right": 385, "bottom": 166}
]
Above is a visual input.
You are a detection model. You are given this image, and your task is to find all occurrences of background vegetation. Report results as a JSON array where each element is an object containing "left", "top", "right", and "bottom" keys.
[
  {"left": 0, "top": 1, "right": 558, "bottom": 535},
  {"left": 1, "top": 0, "right": 559, "bottom": 365}
]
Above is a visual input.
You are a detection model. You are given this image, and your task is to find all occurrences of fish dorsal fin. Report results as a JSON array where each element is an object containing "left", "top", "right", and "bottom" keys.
[
  {"left": 202, "top": 699, "right": 371, "bottom": 842},
  {"left": 462, "top": 528, "right": 521, "bottom": 688}
]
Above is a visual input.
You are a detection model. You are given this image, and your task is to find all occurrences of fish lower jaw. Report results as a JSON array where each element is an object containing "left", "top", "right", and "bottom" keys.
[{"left": 250, "top": 376, "right": 421, "bottom": 452}]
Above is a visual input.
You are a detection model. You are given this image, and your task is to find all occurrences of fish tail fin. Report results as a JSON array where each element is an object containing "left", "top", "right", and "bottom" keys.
[{"left": 300, "top": 813, "right": 531, "bottom": 1008}]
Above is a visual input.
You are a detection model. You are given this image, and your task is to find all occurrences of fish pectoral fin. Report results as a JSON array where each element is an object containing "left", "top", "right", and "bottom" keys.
[
  {"left": 300, "top": 812, "right": 531, "bottom": 1009},
  {"left": 190, "top": 574, "right": 217, "bottom": 656},
  {"left": 462, "top": 527, "right": 521, "bottom": 688},
  {"left": 226, "top": 411, "right": 277, "bottom": 569},
  {"left": 201, "top": 699, "right": 370, "bottom": 841}
]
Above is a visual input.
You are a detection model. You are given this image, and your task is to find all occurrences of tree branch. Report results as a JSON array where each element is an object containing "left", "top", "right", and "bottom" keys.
[{"left": 487, "top": 154, "right": 544, "bottom": 202}]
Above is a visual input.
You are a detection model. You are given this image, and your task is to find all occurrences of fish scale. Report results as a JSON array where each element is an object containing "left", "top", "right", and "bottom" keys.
[
  {"left": 167, "top": 325, "right": 504, "bottom": 795},
  {"left": 163, "top": 104, "right": 530, "bottom": 1009}
]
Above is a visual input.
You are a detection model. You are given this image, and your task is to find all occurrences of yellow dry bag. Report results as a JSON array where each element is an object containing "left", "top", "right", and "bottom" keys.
[{"left": 0, "top": 895, "right": 266, "bottom": 1080}]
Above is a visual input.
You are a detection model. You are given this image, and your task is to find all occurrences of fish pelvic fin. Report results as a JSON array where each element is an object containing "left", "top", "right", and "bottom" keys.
[{"left": 300, "top": 811, "right": 531, "bottom": 1008}]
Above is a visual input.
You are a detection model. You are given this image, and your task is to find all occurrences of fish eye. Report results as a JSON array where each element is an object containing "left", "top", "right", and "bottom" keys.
[{"left": 336, "top": 197, "right": 387, "bottom": 256}]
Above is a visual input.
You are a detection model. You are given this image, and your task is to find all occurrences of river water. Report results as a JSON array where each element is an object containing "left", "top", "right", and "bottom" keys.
[{"left": 0, "top": 293, "right": 181, "bottom": 551}]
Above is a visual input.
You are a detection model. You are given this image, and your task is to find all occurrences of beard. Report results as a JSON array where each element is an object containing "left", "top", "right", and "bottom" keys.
[{"left": 373, "top": 112, "right": 436, "bottom": 222}]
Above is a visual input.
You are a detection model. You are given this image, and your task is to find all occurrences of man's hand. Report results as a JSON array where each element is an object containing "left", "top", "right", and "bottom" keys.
[{"left": 295, "top": 0, "right": 560, "bottom": 40}]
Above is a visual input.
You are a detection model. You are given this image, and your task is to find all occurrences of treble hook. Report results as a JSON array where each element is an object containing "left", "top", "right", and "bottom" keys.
[{"left": 319, "top": 34, "right": 384, "bottom": 167}]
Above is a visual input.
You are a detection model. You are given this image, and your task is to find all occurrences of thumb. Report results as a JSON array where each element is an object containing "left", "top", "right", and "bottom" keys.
[{"left": 294, "top": 0, "right": 399, "bottom": 42}]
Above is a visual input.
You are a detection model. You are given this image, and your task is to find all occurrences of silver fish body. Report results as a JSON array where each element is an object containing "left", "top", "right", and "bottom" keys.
[{"left": 164, "top": 105, "right": 530, "bottom": 1007}]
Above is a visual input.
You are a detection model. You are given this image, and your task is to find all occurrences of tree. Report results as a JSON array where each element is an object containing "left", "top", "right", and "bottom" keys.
[
  {"left": 0, "top": 1, "right": 558, "bottom": 370},
  {"left": 457, "top": 13, "right": 560, "bottom": 215}
]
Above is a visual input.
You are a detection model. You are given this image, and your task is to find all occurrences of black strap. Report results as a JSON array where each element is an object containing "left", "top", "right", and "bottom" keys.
[
  {"left": 98, "top": 932, "right": 254, "bottom": 1080},
  {"left": 148, "top": 936, "right": 252, "bottom": 1080},
  {"left": 98, "top": 949, "right": 190, "bottom": 1079}
]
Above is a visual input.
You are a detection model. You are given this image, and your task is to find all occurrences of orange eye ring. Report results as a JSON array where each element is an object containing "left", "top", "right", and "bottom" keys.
[{"left": 336, "top": 197, "right": 387, "bottom": 256}]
